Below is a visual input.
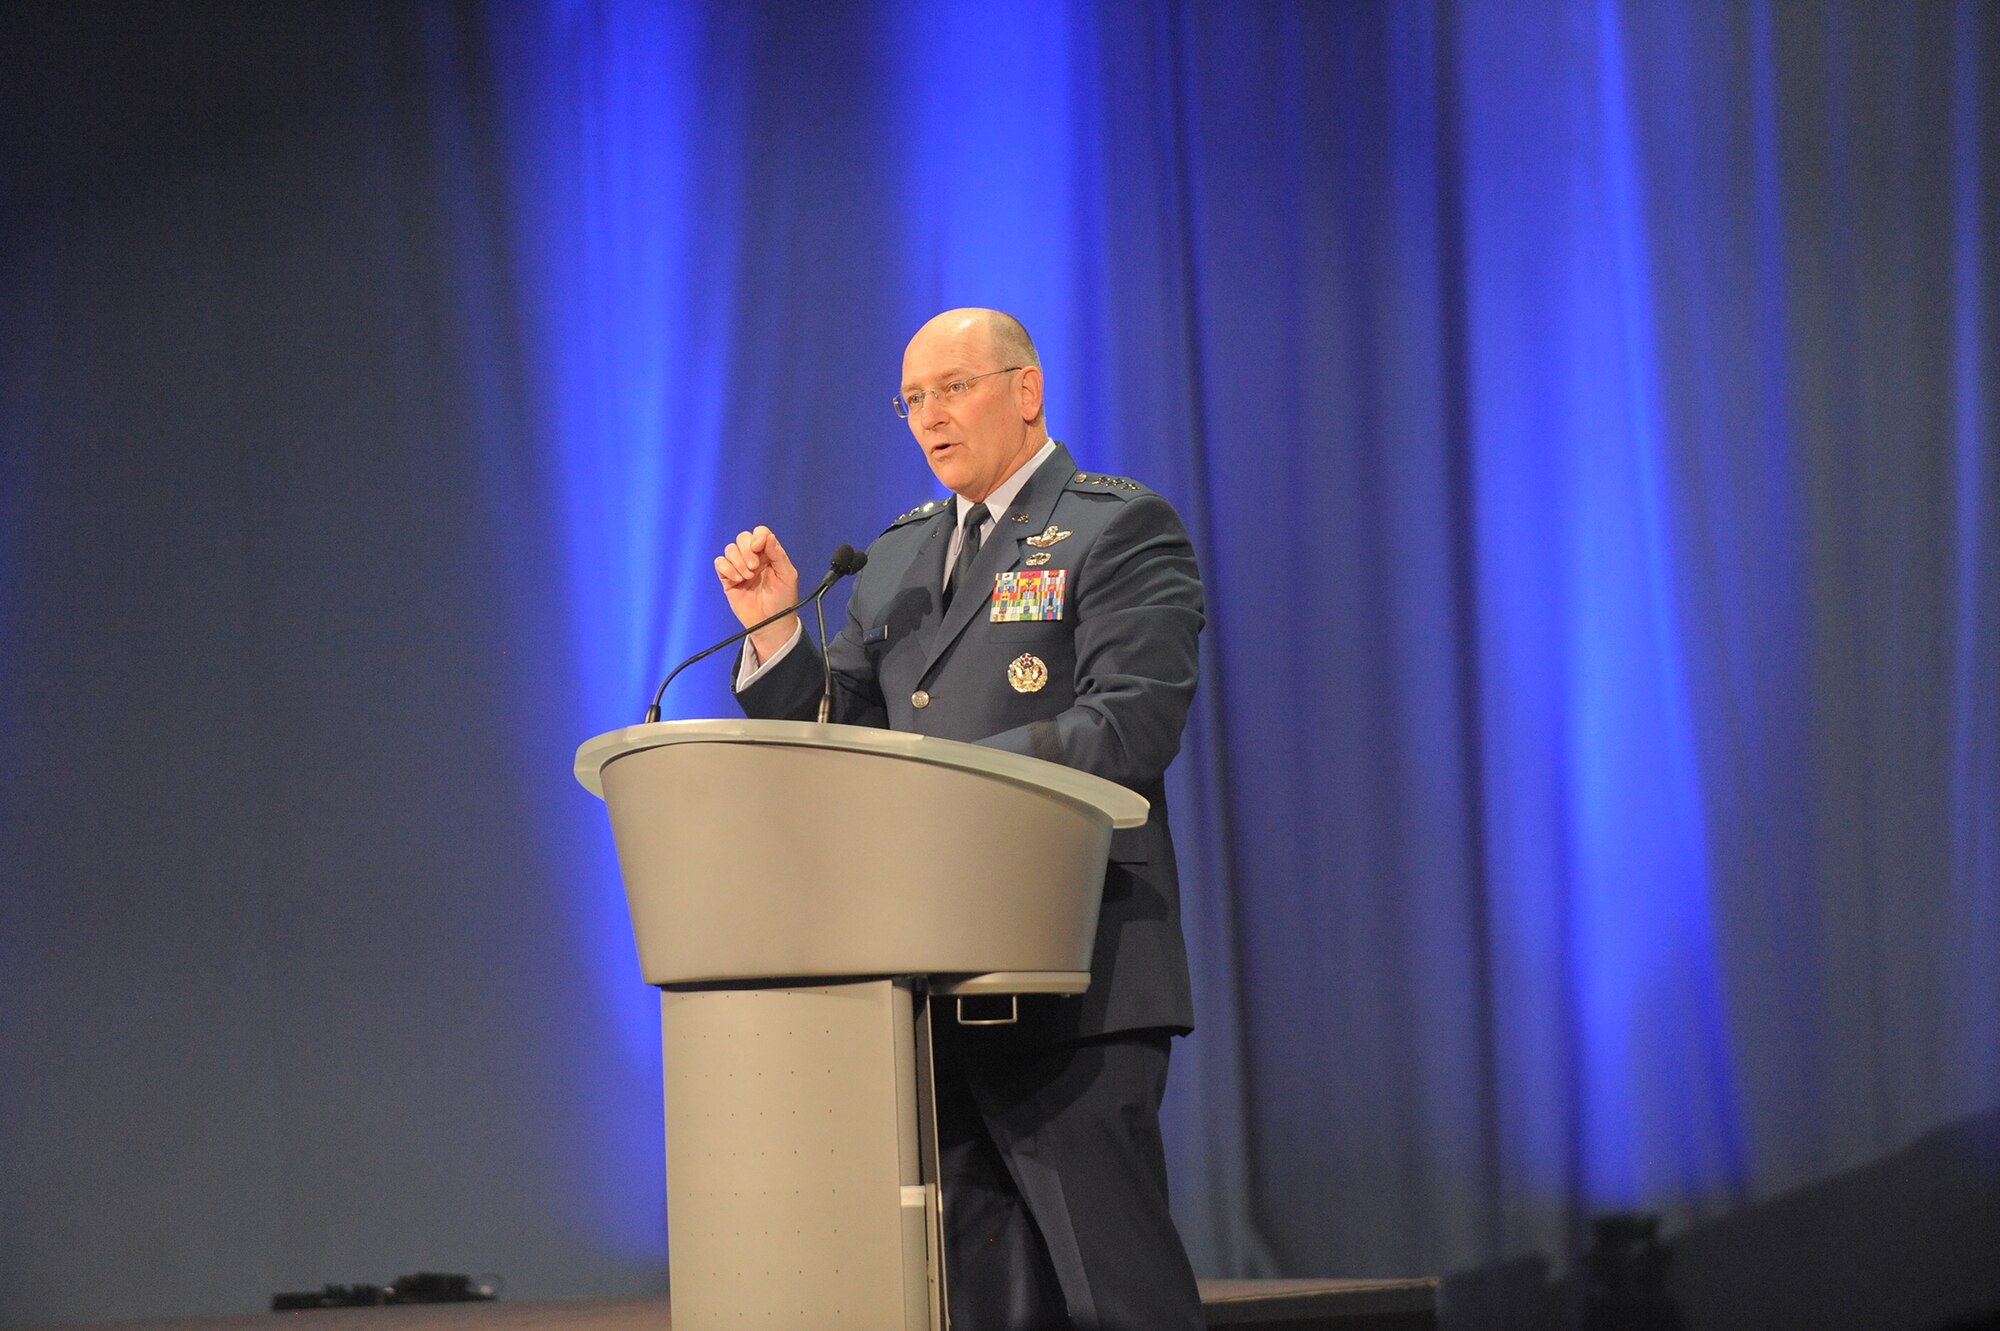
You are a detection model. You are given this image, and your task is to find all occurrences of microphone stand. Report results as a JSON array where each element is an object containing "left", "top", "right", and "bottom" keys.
[
  {"left": 642, "top": 545, "right": 865, "bottom": 725},
  {"left": 815, "top": 589, "right": 835, "bottom": 724}
]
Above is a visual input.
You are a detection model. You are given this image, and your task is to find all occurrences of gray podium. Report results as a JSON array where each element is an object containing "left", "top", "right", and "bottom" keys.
[{"left": 575, "top": 719, "right": 1149, "bottom": 1331}]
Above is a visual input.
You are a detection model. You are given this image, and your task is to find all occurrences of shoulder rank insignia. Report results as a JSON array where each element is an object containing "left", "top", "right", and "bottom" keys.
[
  {"left": 888, "top": 497, "right": 948, "bottom": 528},
  {"left": 1069, "top": 472, "right": 1142, "bottom": 492},
  {"left": 992, "top": 569, "right": 1066, "bottom": 622},
  {"left": 1025, "top": 525, "right": 1071, "bottom": 548}
]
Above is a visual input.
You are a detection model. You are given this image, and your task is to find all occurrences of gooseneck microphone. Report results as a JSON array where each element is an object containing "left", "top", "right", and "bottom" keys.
[
  {"left": 816, "top": 543, "right": 872, "bottom": 719},
  {"left": 642, "top": 544, "right": 867, "bottom": 724}
]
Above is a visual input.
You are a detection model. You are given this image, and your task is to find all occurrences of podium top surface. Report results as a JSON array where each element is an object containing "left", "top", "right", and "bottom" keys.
[{"left": 575, "top": 718, "right": 1151, "bottom": 828}]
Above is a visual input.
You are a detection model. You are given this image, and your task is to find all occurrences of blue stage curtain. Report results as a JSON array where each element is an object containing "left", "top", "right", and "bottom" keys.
[
  {"left": 463, "top": 0, "right": 1998, "bottom": 1282},
  {"left": 1, "top": 0, "right": 1993, "bottom": 1319}
]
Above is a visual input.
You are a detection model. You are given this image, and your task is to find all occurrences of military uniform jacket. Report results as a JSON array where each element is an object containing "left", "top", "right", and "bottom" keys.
[{"left": 736, "top": 442, "right": 1204, "bottom": 1040}]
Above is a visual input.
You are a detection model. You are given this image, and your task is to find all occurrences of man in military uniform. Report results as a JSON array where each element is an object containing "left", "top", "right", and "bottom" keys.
[{"left": 713, "top": 308, "right": 1205, "bottom": 1331}]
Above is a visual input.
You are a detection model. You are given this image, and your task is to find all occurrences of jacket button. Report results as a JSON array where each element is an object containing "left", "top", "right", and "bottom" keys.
[{"left": 911, "top": 690, "right": 930, "bottom": 709}]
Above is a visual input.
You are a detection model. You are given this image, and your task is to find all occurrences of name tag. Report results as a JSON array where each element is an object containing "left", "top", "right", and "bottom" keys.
[{"left": 991, "top": 569, "right": 1066, "bottom": 622}]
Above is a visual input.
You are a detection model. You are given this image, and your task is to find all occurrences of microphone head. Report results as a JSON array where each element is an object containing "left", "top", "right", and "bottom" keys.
[{"left": 829, "top": 544, "right": 868, "bottom": 576}]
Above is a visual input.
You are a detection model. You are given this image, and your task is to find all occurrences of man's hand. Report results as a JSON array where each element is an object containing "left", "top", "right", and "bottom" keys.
[{"left": 715, "top": 526, "right": 802, "bottom": 663}]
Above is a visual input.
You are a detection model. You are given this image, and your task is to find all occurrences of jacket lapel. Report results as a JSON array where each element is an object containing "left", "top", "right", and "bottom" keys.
[
  {"left": 895, "top": 510, "right": 953, "bottom": 628},
  {"left": 921, "top": 444, "right": 1078, "bottom": 677}
]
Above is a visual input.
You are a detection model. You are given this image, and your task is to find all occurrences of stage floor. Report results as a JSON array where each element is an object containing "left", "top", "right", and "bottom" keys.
[{"left": 38, "top": 1279, "right": 1440, "bottom": 1331}]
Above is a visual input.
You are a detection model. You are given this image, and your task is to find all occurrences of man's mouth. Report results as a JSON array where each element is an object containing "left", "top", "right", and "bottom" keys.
[{"left": 929, "top": 441, "right": 959, "bottom": 458}]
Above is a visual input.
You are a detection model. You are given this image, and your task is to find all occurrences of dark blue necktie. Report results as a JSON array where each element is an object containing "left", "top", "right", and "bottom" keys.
[{"left": 944, "top": 502, "right": 989, "bottom": 610}]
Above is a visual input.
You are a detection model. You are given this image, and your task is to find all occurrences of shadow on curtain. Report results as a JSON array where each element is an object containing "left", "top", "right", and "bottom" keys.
[{"left": 464, "top": 0, "right": 1998, "bottom": 1286}]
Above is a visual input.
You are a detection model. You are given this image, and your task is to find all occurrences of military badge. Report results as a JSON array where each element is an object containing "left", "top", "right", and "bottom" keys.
[
  {"left": 1007, "top": 654, "right": 1049, "bottom": 693},
  {"left": 1025, "top": 525, "right": 1072, "bottom": 548},
  {"left": 991, "top": 569, "right": 1066, "bottom": 621},
  {"left": 1024, "top": 551, "right": 1052, "bottom": 567}
]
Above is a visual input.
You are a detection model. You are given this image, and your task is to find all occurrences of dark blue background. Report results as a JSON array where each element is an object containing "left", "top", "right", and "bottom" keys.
[{"left": 2, "top": 1, "right": 1995, "bottom": 1325}]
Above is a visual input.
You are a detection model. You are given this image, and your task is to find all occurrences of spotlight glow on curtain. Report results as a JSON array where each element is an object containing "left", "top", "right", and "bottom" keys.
[
  {"left": 472, "top": 3, "right": 758, "bottom": 1260},
  {"left": 465, "top": 0, "right": 1999, "bottom": 1282}
]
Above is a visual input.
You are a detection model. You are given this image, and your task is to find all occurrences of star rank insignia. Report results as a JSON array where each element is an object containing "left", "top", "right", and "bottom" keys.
[{"left": 890, "top": 498, "right": 948, "bottom": 525}]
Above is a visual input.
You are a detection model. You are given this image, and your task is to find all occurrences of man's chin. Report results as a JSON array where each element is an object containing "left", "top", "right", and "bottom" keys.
[{"left": 925, "top": 459, "right": 967, "bottom": 493}]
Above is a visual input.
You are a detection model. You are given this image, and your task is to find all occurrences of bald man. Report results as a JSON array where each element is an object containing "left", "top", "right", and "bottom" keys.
[{"left": 715, "top": 310, "right": 1205, "bottom": 1331}]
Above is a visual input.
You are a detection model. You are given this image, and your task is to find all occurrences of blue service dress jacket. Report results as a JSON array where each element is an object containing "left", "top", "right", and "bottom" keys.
[{"left": 735, "top": 442, "right": 1204, "bottom": 1042}]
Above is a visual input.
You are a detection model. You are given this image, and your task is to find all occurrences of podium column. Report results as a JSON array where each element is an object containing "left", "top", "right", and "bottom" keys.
[{"left": 659, "top": 980, "right": 933, "bottom": 1330}]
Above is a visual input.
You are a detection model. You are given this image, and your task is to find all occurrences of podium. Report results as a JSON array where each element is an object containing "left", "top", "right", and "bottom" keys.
[{"left": 575, "top": 719, "right": 1148, "bottom": 1331}]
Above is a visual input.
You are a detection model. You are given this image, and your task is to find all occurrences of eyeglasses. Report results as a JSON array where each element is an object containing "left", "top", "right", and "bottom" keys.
[{"left": 892, "top": 367, "right": 1023, "bottom": 419}]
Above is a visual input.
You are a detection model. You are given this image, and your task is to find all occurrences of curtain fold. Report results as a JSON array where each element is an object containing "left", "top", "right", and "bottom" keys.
[
  {"left": 469, "top": 0, "right": 1998, "bottom": 1278},
  {"left": 2, "top": 0, "right": 1993, "bottom": 1319}
]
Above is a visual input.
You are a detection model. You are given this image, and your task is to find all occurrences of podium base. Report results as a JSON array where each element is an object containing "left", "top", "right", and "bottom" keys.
[{"left": 661, "top": 980, "right": 933, "bottom": 1331}]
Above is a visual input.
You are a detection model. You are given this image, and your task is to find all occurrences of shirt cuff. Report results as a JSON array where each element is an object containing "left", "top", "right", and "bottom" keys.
[{"left": 734, "top": 620, "right": 803, "bottom": 692}]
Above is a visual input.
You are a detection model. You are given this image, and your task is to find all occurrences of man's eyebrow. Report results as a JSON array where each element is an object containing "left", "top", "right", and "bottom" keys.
[{"left": 905, "top": 366, "right": 974, "bottom": 388}]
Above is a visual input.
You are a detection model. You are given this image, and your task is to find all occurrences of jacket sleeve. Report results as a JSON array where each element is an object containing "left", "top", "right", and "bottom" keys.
[
  {"left": 734, "top": 589, "right": 890, "bottom": 730},
  {"left": 980, "top": 492, "right": 1204, "bottom": 793}
]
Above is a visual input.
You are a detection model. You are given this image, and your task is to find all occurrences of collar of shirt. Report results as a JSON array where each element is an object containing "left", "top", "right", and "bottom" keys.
[{"left": 944, "top": 439, "right": 1058, "bottom": 587}]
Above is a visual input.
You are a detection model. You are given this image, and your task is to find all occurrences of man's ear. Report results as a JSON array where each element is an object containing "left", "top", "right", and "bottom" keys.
[{"left": 1017, "top": 365, "right": 1045, "bottom": 422}]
